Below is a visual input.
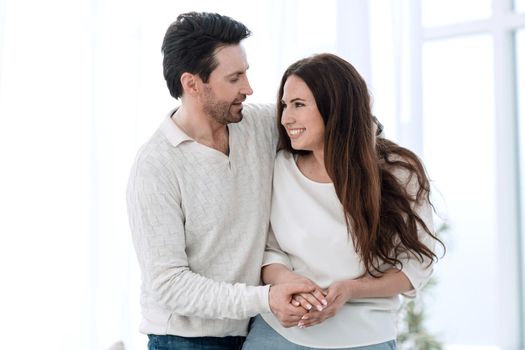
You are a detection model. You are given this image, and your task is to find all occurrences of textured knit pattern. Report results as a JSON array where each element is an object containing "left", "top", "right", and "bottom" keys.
[{"left": 127, "top": 103, "right": 278, "bottom": 337}]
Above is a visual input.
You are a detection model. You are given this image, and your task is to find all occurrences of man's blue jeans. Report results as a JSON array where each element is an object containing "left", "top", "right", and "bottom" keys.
[{"left": 148, "top": 334, "right": 245, "bottom": 350}]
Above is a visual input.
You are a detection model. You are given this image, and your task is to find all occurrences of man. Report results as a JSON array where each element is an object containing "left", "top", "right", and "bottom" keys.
[{"left": 126, "top": 12, "right": 320, "bottom": 350}]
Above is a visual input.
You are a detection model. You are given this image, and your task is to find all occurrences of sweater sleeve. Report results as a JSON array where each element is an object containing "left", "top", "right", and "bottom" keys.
[
  {"left": 394, "top": 168, "right": 436, "bottom": 298},
  {"left": 245, "top": 103, "right": 279, "bottom": 151},
  {"left": 127, "top": 156, "right": 271, "bottom": 319}
]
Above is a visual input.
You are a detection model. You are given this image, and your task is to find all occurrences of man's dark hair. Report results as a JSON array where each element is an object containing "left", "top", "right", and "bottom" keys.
[{"left": 161, "top": 12, "right": 251, "bottom": 99}]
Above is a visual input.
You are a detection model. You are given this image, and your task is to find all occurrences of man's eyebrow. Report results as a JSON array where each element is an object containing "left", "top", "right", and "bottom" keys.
[
  {"left": 226, "top": 71, "right": 243, "bottom": 78},
  {"left": 225, "top": 65, "right": 250, "bottom": 77}
]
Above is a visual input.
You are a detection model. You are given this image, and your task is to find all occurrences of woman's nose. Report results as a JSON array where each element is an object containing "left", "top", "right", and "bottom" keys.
[{"left": 281, "top": 109, "right": 294, "bottom": 125}]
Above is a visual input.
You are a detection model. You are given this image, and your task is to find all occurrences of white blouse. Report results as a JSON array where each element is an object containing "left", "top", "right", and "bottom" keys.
[{"left": 261, "top": 151, "right": 435, "bottom": 348}]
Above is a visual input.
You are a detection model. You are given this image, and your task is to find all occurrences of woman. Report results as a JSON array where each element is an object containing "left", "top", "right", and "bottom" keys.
[{"left": 243, "top": 53, "right": 443, "bottom": 350}]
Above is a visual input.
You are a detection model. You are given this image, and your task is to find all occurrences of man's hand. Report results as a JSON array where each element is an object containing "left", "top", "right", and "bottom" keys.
[
  {"left": 296, "top": 280, "right": 351, "bottom": 328},
  {"left": 268, "top": 283, "right": 316, "bottom": 327}
]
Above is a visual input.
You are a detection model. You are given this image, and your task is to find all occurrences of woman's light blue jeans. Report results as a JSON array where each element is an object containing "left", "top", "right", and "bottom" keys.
[{"left": 242, "top": 315, "right": 396, "bottom": 350}]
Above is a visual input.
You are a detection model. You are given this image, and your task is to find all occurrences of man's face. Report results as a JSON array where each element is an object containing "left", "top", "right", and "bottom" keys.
[{"left": 201, "top": 44, "right": 253, "bottom": 124}]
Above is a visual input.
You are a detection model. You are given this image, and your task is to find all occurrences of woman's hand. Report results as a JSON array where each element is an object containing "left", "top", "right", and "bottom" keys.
[
  {"left": 262, "top": 264, "right": 327, "bottom": 313},
  {"left": 286, "top": 275, "right": 328, "bottom": 312},
  {"left": 296, "top": 280, "right": 351, "bottom": 328},
  {"left": 291, "top": 289, "right": 328, "bottom": 312},
  {"left": 296, "top": 268, "right": 413, "bottom": 328}
]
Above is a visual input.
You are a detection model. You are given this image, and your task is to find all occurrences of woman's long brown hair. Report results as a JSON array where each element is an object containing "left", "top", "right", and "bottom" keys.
[{"left": 277, "top": 53, "right": 443, "bottom": 276}]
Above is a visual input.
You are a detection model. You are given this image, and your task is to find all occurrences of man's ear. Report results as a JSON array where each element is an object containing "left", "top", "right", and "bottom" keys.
[{"left": 180, "top": 72, "right": 201, "bottom": 96}]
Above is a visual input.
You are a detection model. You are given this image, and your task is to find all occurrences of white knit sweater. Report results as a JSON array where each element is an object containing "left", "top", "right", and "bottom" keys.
[{"left": 127, "top": 103, "right": 278, "bottom": 337}]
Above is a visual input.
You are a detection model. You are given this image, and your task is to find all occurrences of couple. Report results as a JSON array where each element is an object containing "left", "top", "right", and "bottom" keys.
[{"left": 127, "top": 11, "right": 442, "bottom": 350}]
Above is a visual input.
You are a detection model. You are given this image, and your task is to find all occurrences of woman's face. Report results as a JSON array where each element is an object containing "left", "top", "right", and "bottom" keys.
[{"left": 280, "top": 75, "right": 325, "bottom": 153}]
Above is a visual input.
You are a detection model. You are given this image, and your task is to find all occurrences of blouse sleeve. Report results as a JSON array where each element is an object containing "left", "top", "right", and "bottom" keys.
[
  {"left": 394, "top": 168, "right": 436, "bottom": 298},
  {"left": 262, "top": 225, "right": 293, "bottom": 270}
]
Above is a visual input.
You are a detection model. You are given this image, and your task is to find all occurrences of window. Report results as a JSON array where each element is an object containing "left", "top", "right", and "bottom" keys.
[
  {"left": 422, "top": 35, "right": 498, "bottom": 346},
  {"left": 369, "top": 0, "right": 525, "bottom": 348},
  {"left": 422, "top": 0, "right": 491, "bottom": 27},
  {"left": 517, "top": 0, "right": 525, "bottom": 12},
  {"left": 517, "top": 30, "right": 525, "bottom": 347}
]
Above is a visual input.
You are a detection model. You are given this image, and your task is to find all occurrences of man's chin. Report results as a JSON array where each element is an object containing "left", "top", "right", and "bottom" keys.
[{"left": 228, "top": 108, "right": 244, "bottom": 123}]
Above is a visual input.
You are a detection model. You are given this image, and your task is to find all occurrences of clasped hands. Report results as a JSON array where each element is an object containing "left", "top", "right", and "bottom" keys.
[{"left": 268, "top": 279, "right": 350, "bottom": 329}]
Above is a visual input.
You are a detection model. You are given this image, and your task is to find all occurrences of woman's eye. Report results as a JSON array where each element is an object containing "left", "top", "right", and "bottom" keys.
[{"left": 294, "top": 102, "right": 304, "bottom": 107}]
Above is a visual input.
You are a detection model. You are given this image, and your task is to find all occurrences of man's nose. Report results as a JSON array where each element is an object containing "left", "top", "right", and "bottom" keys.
[{"left": 241, "top": 79, "right": 253, "bottom": 96}]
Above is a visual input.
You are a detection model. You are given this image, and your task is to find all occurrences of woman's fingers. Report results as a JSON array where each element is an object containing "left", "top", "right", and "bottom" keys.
[
  {"left": 292, "top": 294, "right": 311, "bottom": 311},
  {"left": 297, "top": 292, "right": 326, "bottom": 311},
  {"left": 312, "top": 289, "right": 329, "bottom": 306},
  {"left": 297, "top": 311, "right": 321, "bottom": 328},
  {"left": 297, "top": 305, "right": 337, "bottom": 328}
]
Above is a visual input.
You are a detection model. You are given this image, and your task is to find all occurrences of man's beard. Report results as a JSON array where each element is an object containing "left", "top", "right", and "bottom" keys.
[{"left": 202, "top": 86, "right": 244, "bottom": 125}]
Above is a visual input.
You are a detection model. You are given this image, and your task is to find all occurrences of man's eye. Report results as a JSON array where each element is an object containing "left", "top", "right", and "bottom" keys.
[{"left": 230, "top": 78, "right": 239, "bottom": 83}]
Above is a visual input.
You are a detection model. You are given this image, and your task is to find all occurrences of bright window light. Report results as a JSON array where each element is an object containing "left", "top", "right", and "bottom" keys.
[
  {"left": 422, "top": 34, "right": 497, "bottom": 346},
  {"left": 516, "top": 0, "right": 525, "bottom": 12},
  {"left": 422, "top": 0, "right": 492, "bottom": 27},
  {"left": 517, "top": 29, "right": 525, "bottom": 324}
]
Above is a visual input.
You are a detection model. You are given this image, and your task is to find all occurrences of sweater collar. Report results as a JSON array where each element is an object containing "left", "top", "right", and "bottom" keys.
[{"left": 160, "top": 108, "right": 193, "bottom": 148}]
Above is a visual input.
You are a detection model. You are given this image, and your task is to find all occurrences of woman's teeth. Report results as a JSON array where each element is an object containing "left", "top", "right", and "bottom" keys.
[{"left": 289, "top": 128, "right": 305, "bottom": 135}]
